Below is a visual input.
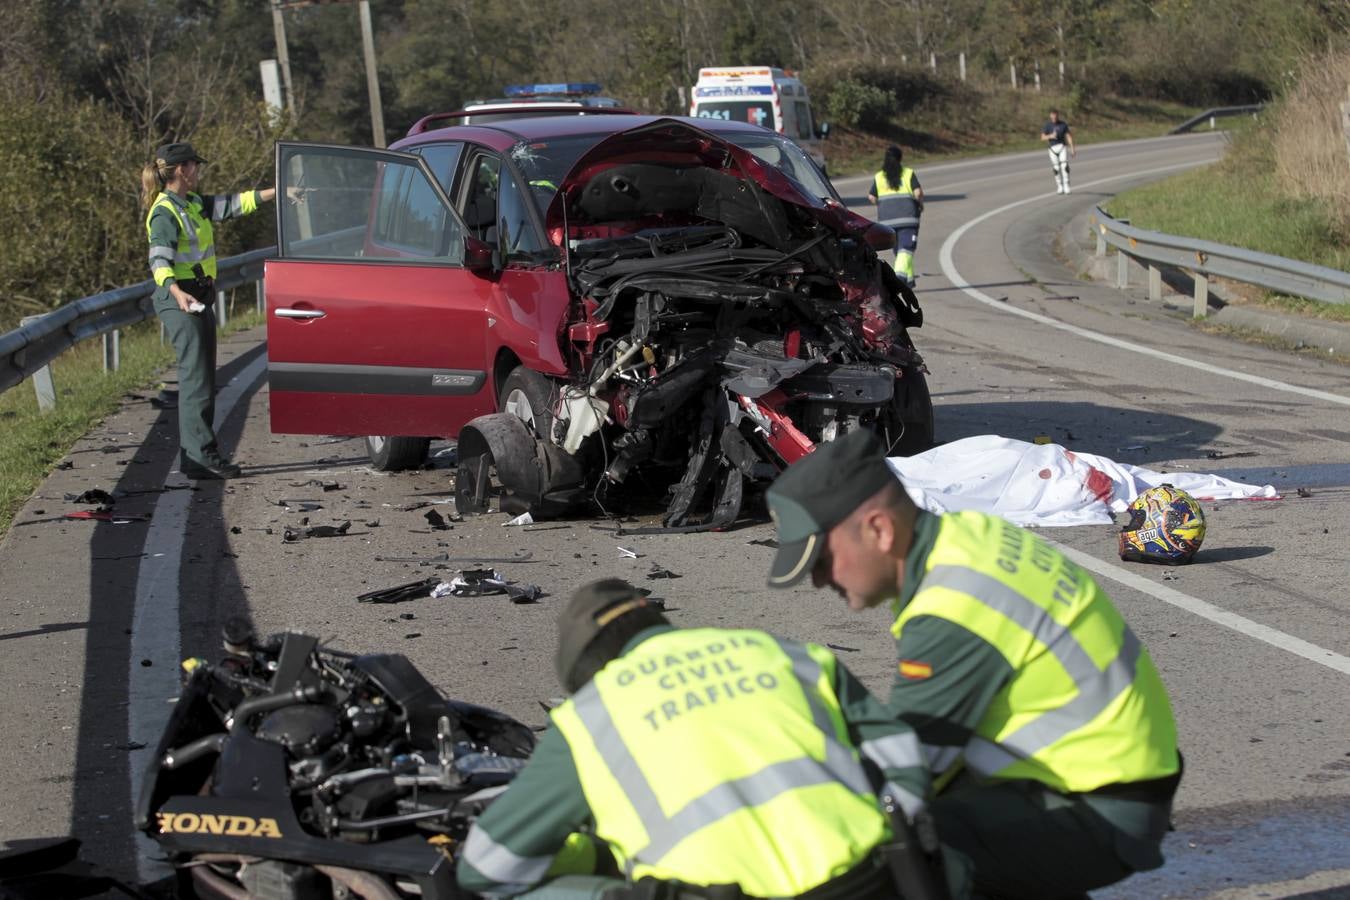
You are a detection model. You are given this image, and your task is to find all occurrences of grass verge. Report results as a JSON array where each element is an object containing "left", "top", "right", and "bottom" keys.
[
  {"left": 0, "top": 306, "right": 265, "bottom": 539},
  {"left": 1106, "top": 114, "right": 1350, "bottom": 322}
]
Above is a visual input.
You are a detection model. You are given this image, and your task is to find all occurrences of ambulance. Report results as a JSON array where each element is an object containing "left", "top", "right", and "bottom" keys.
[{"left": 689, "top": 66, "right": 828, "bottom": 173}]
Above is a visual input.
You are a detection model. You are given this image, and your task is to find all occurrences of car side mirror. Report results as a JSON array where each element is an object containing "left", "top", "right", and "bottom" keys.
[
  {"left": 817, "top": 122, "right": 831, "bottom": 140},
  {"left": 864, "top": 223, "right": 896, "bottom": 252},
  {"left": 464, "top": 235, "right": 497, "bottom": 273}
]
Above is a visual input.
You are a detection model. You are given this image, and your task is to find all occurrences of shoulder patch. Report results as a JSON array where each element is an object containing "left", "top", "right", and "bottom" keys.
[{"left": 898, "top": 659, "right": 933, "bottom": 680}]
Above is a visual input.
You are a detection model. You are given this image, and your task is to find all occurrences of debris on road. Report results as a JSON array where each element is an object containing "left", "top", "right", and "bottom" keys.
[
  {"left": 1297, "top": 487, "right": 1314, "bottom": 498},
  {"left": 274, "top": 498, "right": 324, "bottom": 512},
  {"left": 438, "top": 569, "right": 544, "bottom": 603},
  {"left": 747, "top": 538, "right": 778, "bottom": 549},
  {"left": 374, "top": 550, "right": 535, "bottom": 565},
  {"left": 63, "top": 510, "right": 149, "bottom": 523},
  {"left": 647, "top": 566, "right": 682, "bottom": 580},
  {"left": 424, "top": 509, "right": 455, "bottom": 530},
  {"left": 1033, "top": 435, "right": 1052, "bottom": 445},
  {"left": 504, "top": 511, "right": 534, "bottom": 527},
  {"left": 288, "top": 479, "right": 345, "bottom": 492},
  {"left": 282, "top": 520, "right": 352, "bottom": 542},
  {"left": 55, "top": 460, "right": 74, "bottom": 470},
  {"left": 1206, "top": 450, "right": 1259, "bottom": 460},
  {"left": 358, "top": 577, "right": 441, "bottom": 604},
  {"left": 66, "top": 489, "right": 114, "bottom": 506},
  {"left": 617, "top": 546, "right": 641, "bottom": 559}
]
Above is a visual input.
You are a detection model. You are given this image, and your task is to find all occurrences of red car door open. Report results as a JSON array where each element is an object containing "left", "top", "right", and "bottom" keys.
[{"left": 266, "top": 142, "right": 497, "bottom": 439}]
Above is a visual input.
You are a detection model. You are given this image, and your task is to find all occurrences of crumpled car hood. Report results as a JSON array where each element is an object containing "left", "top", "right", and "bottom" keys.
[{"left": 545, "top": 118, "right": 874, "bottom": 249}]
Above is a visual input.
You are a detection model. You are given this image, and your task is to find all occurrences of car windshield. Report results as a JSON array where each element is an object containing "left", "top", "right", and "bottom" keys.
[{"left": 508, "top": 128, "right": 834, "bottom": 216}]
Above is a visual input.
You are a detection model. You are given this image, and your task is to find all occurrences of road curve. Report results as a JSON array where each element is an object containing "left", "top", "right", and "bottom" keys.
[{"left": 1, "top": 131, "right": 1347, "bottom": 898}]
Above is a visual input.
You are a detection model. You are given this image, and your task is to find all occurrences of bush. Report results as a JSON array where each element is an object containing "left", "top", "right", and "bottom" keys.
[
  {"left": 826, "top": 80, "right": 894, "bottom": 130},
  {"left": 807, "top": 60, "right": 956, "bottom": 118}
]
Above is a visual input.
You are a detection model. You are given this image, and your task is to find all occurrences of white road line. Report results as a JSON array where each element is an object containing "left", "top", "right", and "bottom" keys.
[
  {"left": 1051, "top": 541, "right": 1350, "bottom": 676},
  {"left": 127, "top": 351, "right": 267, "bottom": 882},
  {"left": 937, "top": 164, "right": 1350, "bottom": 408}
]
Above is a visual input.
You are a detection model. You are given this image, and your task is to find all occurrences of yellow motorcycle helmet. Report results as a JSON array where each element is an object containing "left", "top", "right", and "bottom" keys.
[{"left": 1118, "top": 484, "right": 1206, "bottom": 565}]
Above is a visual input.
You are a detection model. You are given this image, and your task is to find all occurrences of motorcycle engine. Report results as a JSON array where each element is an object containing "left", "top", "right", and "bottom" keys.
[{"left": 256, "top": 705, "right": 343, "bottom": 757}]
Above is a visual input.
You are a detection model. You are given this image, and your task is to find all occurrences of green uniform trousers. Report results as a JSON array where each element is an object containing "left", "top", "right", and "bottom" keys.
[
  {"left": 156, "top": 300, "right": 220, "bottom": 467},
  {"left": 931, "top": 778, "right": 1171, "bottom": 900}
]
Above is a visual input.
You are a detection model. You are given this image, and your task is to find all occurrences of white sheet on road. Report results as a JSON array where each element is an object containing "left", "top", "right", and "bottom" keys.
[{"left": 888, "top": 435, "right": 1280, "bottom": 527}]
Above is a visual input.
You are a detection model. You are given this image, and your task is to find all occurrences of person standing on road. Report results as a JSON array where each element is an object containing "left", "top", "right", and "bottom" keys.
[
  {"left": 141, "top": 142, "right": 276, "bottom": 480},
  {"left": 457, "top": 577, "right": 956, "bottom": 899},
  {"left": 1041, "top": 109, "right": 1075, "bottom": 194},
  {"left": 867, "top": 145, "right": 924, "bottom": 288},
  {"left": 764, "top": 429, "right": 1182, "bottom": 900}
]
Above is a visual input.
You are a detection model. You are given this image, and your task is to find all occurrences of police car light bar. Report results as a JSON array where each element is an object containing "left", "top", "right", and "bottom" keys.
[{"left": 503, "top": 82, "right": 604, "bottom": 98}]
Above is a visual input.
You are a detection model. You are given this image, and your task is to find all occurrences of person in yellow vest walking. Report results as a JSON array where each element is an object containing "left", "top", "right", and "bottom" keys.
[
  {"left": 866, "top": 146, "right": 924, "bottom": 288},
  {"left": 457, "top": 578, "right": 957, "bottom": 899},
  {"left": 765, "top": 430, "right": 1182, "bottom": 900},
  {"left": 141, "top": 142, "right": 277, "bottom": 480}
]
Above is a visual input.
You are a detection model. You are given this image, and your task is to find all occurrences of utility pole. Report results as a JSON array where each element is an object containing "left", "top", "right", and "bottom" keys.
[
  {"left": 273, "top": 0, "right": 387, "bottom": 146},
  {"left": 358, "top": 0, "right": 386, "bottom": 146},
  {"left": 270, "top": 1, "right": 296, "bottom": 113}
]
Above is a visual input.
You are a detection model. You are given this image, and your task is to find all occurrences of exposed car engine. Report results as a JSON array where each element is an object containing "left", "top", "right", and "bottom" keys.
[{"left": 456, "top": 126, "right": 931, "bottom": 531}]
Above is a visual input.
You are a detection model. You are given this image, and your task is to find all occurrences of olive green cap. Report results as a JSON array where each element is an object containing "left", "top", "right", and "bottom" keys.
[{"left": 765, "top": 430, "right": 899, "bottom": 587}]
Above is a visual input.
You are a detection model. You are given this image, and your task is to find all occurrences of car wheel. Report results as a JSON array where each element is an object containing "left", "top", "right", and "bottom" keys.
[
  {"left": 887, "top": 369, "right": 934, "bottom": 457},
  {"left": 498, "top": 367, "right": 557, "bottom": 442},
  {"left": 364, "top": 435, "right": 430, "bottom": 471}
]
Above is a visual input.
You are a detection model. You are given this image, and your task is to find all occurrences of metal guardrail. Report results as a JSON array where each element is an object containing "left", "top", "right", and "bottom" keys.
[
  {"left": 1091, "top": 206, "right": 1350, "bottom": 317},
  {"left": 1168, "top": 104, "right": 1264, "bottom": 134},
  {"left": 0, "top": 247, "right": 274, "bottom": 405}
]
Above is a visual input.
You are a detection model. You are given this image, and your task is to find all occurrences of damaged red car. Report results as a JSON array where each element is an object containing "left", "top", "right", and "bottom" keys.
[{"left": 266, "top": 116, "right": 932, "bottom": 531}]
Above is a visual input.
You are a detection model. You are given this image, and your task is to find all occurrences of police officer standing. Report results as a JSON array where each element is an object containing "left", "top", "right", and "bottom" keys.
[
  {"left": 141, "top": 142, "right": 276, "bottom": 480},
  {"left": 765, "top": 430, "right": 1182, "bottom": 900},
  {"left": 1040, "top": 109, "right": 1076, "bottom": 194},
  {"left": 457, "top": 578, "right": 951, "bottom": 899},
  {"left": 867, "top": 146, "right": 924, "bottom": 288}
]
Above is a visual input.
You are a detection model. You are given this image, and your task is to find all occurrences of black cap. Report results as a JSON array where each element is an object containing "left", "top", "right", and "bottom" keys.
[
  {"left": 765, "top": 430, "right": 899, "bottom": 587},
  {"left": 554, "top": 578, "right": 662, "bottom": 688},
  {"left": 154, "top": 142, "right": 207, "bottom": 166}
]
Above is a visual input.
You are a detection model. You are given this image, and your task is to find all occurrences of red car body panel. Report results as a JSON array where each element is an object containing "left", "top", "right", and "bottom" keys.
[
  {"left": 482, "top": 267, "right": 573, "bottom": 378},
  {"left": 266, "top": 259, "right": 497, "bottom": 438}
]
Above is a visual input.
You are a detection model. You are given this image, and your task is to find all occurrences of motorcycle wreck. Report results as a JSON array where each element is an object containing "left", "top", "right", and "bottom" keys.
[
  {"left": 137, "top": 626, "right": 535, "bottom": 899},
  {"left": 456, "top": 120, "right": 933, "bottom": 532}
]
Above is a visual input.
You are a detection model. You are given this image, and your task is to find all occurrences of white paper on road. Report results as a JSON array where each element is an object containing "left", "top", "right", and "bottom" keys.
[{"left": 887, "top": 435, "right": 1280, "bottom": 526}]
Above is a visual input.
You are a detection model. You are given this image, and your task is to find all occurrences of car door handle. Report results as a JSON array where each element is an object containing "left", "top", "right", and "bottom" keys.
[{"left": 275, "top": 308, "right": 326, "bottom": 320}]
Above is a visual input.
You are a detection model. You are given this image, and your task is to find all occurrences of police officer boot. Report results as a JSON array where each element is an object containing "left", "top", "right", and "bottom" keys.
[{"left": 181, "top": 456, "right": 242, "bottom": 480}]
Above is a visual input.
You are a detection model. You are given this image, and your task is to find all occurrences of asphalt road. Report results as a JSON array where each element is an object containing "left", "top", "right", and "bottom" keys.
[{"left": 2, "top": 131, "right": 1348, "bottom": 898}]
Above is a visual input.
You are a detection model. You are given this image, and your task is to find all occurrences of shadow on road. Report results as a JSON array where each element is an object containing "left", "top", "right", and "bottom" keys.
[{"left": 934, "top": 400, "right": 1224, "bottom": 461}]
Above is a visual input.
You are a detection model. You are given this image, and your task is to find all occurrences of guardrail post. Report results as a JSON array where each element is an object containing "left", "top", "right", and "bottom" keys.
[
  {"left": 1116, "top": 251, "right": 1129, "bottom": 288},
  {"left": 1095, "top": 230, "right": 1105, "bottom": 257},
  {"left": 255, "top": 279, "right": 265, "bottom": 315},
  {"left": 20, "top": 315, "right": 56, "bottom": 412},
  {"left": 1193, "top": 273, "right": 1208, "bottom": 319},
  {"left": 102, "top": 329, "right": 120, "bottom": 373},
  {"left": 1148, "top": 266, "right": 1161, "bottom": 302},
  {"left": 215, "top": 289, "right": 228, "bottom": 329},
  {"left": 1209, "top": 115, "right": 1216, "bottom": 130}
]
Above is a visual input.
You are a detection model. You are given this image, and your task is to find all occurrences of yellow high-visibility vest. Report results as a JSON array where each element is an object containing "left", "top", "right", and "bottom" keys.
[
  {"left": 874, "top": 167, "right": 919, "bottom": 227},
  {"left": 551, "top": 628, "right": 901, "bottom": 895},
  {"left": 893, "top": 511, "right": 1180, "bottom": 792}
]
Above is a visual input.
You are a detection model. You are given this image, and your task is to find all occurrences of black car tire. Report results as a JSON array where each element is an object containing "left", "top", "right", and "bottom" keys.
[
  {"left": 364, "top": 435, "right": 430, "bottom": 471},
  {"left": 498, "top": 367, "right": 557, "bottom": 441},
  {"left": 889, "top": 369, "right": 934, "bottom": 457}
]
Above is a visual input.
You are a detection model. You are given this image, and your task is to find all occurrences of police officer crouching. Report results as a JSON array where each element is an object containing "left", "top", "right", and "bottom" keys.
[
  {"left": 456, "top": 578, "right": 954, "bottom": 899},
  {"left": 766, "top": 430, "right": 1183, "bottom": 900}
]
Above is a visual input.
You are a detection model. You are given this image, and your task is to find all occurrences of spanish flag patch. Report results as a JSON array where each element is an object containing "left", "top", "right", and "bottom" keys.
[{"left": 898, "top": 659, "right": 933, "bottom": 680}]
